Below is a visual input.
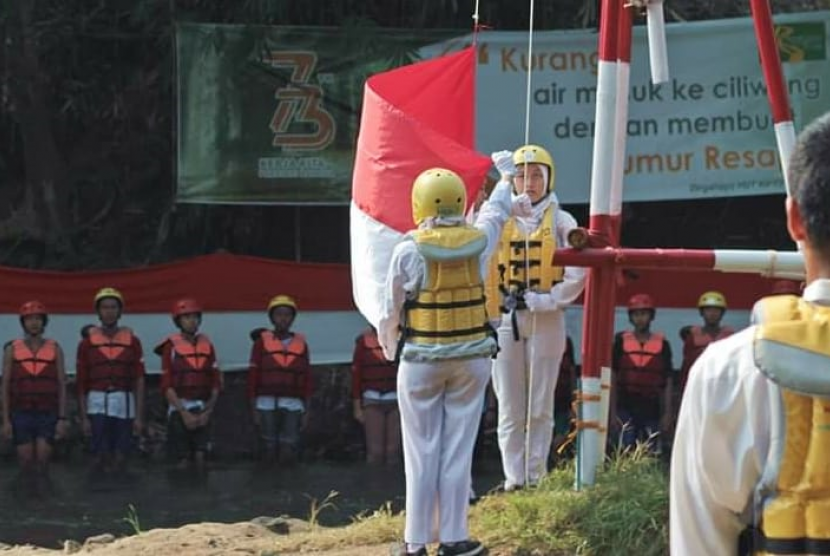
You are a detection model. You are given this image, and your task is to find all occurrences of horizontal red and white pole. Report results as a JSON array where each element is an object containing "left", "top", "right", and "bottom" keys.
[
  {"left": 714, "top": 249, "right": 804, "bottom": 277},
  {"left": 554, "top": 247, "right": 804, "bottom": 278},
  {"left": 750, "top": 0, "right": 796, "bottom": 195},
  {"left": 646, "top": 0, "right": 670, "bottom": 84}
]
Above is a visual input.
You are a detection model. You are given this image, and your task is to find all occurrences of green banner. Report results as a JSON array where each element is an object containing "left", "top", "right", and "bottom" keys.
[{"left": 175, "top": 23, "right": 457, "bottom": 204}]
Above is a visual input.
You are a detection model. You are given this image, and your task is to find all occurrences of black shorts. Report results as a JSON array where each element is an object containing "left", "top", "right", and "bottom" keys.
[
  {"left": 12, "top": 410, "right": 58, "bottom": 446},
  {"left": 168, "top": 411, "right": 209, "bottom": 459}
]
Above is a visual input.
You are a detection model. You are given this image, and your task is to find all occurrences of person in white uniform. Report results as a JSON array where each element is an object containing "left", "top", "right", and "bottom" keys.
[
  {"left": 378, "top": 163, "right": 531, "bottom": 556},
  {"left": 485, "top": 144, "right": 586, "bottom": 490},
  {"left": 670, "top": 110, "right": 830, "bottom": 556}
]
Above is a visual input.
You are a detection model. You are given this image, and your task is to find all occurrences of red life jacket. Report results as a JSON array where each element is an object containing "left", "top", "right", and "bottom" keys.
[
  {"left": 85, "top": 327, "right": 136, "bottom": 392},
  {"left": 165, "top": 333, "right": 216, "bottom": 401},
  {"left": 255, "top": 331, "right": 310, "bottom": 399},
  {"left": 680, "top": 325, "right": 734, "bottom": 390},
  {"left": 355, "top": 331, "right": 397, "bottom": 394},
  {"left": 10, "top": 339, "right": 60, "bottom": 412},
  {"left": 616, "top": 331, "right": 667, "bottom": 399}
]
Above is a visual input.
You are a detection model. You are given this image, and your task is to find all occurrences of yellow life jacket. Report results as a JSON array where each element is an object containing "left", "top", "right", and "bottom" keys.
[
  {"left": 402, "top": 225, "right": 496, "bottom": 362},
  {"left": 484, "top": 204, "right": 564, "bottom": 319},
  {"left": 752, "top": 294, "right": 830, "bottom": 555}
]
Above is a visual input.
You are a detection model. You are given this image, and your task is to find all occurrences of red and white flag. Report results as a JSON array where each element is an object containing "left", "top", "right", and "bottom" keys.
[{"left": 350, "top": 46, "right": 492, "bottom": 327}]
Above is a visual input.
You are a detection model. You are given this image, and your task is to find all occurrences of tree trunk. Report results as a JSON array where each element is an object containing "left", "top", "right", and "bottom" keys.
[{"left": 5, "top": 0, "right": 73, "bottom": 245}]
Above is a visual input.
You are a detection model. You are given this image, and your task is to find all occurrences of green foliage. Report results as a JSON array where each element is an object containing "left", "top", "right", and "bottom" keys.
[
  {"left": 0, "top": 0, "right": 826, "bottom": 269},
  {"left": 122, "top": 503, "right": 143, "bottom": 536},
  {"left": 471, "top": 447, "right": 668, "bottom": 555}
]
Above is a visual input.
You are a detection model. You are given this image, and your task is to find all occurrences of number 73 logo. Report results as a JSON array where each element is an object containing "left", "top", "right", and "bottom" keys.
[{"left": 266, "top": 51, "right": 336, "bottom": 151}]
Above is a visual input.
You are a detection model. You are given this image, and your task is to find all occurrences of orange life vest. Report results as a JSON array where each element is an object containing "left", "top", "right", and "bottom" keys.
[
  {"left": 616, "top": 331, "right": 667, "bottom": 399},
  {"left": 164, "top": 333, "right": 216, "bottom": 401},
  {"left": 355, "top": 331, "right": 397, "bottom": 394},
  {"left": 255, "top": 331, "right": 310, "bottom": 399},
  {"left": 10, "top": 339, "right": 60, "bottom": 412},
  {"left": 85, "top": 327, "right": 136, "bottom": 392},
  {"left": 680, "top": 325, "right": 734, "bottom": 390}
]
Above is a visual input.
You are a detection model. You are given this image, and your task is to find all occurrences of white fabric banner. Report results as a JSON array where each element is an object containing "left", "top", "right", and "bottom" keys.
[{"left": 0, "top": 307, "right": 748, "bottom": 374}]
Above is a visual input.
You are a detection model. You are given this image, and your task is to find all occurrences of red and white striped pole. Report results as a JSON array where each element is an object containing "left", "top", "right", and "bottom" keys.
[
  {"left": 555, "top": 244, "right": 804, "bottom": 278},
  {"left": 749, "top": 0, "right": 797, "bottom": 196},
  {"left": 594, "top": 2, "right": 634, "bottom": 465},
  {"left": 610, "top": 3, "right": 633, "bottom": 241},
  {"left": 578, "top": 0, "right": 621, "bottom": 489}
]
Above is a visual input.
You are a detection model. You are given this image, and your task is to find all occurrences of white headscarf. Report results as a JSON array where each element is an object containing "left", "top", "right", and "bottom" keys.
[{"left": 514, "top": 165, "right": 556, "bottom": 234}]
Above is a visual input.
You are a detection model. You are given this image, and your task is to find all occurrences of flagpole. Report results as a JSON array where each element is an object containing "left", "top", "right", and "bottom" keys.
[{"left": 749, "top": 0, "right": 796, "bottom": 197}]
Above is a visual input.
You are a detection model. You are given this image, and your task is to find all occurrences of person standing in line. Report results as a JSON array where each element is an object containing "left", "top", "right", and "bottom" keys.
[
  {"left": 76, "top": 287, "right": 145, "bottom": 481},
  {"left": 156, "top": 298, "right": 221, "bottom": 473},
  {"left": 351, "top": 325, "right": 400, "bottom": 466},
  {"left": 1, "top": 301, "right": 68, "bottom": 496}
]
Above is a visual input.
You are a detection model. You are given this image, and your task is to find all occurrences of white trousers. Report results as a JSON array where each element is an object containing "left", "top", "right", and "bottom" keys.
[
  {"left": 398, "top": 357, "right": 490, "bottom": 544},
  {"left": 492, "top": 309, "right": 566, "bottom": 488}
]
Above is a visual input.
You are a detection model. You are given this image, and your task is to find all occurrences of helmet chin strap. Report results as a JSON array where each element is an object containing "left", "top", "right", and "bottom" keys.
[{"left": 531, "top": 193, "right": 550, "bottom": 207}]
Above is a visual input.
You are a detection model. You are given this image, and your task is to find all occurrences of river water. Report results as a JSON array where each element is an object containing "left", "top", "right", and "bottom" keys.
[{"left": 0, "top": 455, "right": 504, "bottom": 548}]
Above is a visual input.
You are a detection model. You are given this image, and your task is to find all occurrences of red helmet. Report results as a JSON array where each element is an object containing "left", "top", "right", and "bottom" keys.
[
  {"left": 20, "top": 300, "right": 48, "bottom": 317},
  {"left": 627, "top": 294, "right": 655, "bottom": 311},
  {"left": 172, "top": 298, "right": 202, "bottom": 318},
  {"left": 771, "top": 280, "right": 801, "bottom": 296}
]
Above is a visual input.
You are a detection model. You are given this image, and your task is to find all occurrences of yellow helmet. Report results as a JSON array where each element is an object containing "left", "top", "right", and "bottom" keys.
[
  {"left": 267, "top": 294, "right": 297, "bottom": 313},
  {"left": 411, "top": 168, "right": 467, "bottom": 226},
  {"left": 94, "top": 287, "right": 124, "bottom": 308},
  {"left": 698, "top": 290, "right": 727, "bottom": 309},
  {"left": 513, "top": 144, "right": 555, "bottom": 192}
]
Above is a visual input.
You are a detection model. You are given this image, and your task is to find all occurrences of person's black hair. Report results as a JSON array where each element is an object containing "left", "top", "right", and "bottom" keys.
[{"left": 788, "top": 111, "right": 830, "bottom": 253}]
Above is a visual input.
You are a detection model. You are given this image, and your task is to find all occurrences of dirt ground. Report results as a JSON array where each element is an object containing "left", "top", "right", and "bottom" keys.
[
  {"left": 1, "top": 521, "right": 392, "bottom": 555},
  {"left": 0, "top": 454, "right": 503, "bottom": 555}
]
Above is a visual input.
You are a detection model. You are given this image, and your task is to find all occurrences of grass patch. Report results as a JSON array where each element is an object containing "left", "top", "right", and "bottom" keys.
[
  {"left": 272, "top": 503, "right": 403, "bottom": 553},
  {"left": 122, "top": 503, "right": 143, "bottom": 536},
  {"left": 271, "top": 448, "right": 668, "bottom": 555},
  {"left": 472, "top": 446, "right": 668, "bottom": 555}
]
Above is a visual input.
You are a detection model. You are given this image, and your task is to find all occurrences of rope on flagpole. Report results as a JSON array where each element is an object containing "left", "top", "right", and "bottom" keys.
[
  {"left": 472, "top": 0, "right": 482, "bottom": 44},
  {"left": 523, "top": 0, "right": 535, "bottom": 147},
  {"left": 522, "top": 0, "right": 537, "bottom": 490}
]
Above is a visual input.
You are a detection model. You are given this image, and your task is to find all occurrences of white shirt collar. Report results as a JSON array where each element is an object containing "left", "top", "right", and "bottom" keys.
[{"left": 803, "top": 278, "right": 830, "bottom": 306}]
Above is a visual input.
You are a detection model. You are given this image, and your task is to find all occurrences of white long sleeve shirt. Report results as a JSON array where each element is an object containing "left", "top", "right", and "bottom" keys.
[
  {"left": 670, "top": 278, "right": 830, "bottom": 556},
  {"left": 377, "top": 181, "right": 514, "bottom": 360}
]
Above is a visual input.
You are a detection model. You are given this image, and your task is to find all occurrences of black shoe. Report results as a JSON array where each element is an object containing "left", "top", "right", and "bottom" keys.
[
  {"left": 437, "top": 540, "right": 486, "bottom": 556},
  {"left": 491, "top": 482, "right": 523, "bottom": 495},
  {"left": 389, "top": 543, "right": 428, "bottom": 556}
]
